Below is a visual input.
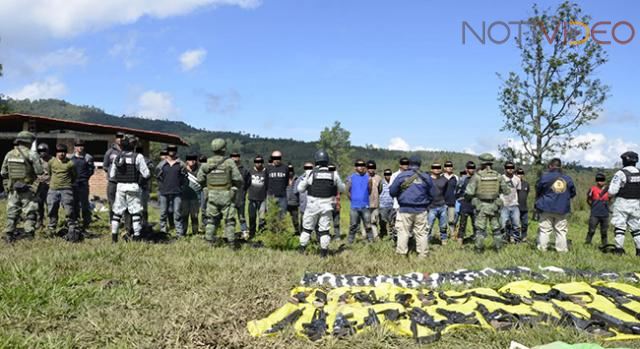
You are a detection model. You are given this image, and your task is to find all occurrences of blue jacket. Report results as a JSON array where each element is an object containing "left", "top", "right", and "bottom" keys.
[
  {"left": 535, "top": 169, "right": 576, "bottom": 215},
  {"left": 389, "top": 167, "right": 433, "bottom": 213}
]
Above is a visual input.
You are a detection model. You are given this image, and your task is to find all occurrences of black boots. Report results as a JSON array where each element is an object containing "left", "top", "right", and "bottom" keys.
[
  {"left": 320, "top": 248, "right": 328, "bottom": 258},
  {"left": 298, "top": 245, "right": 307, "bottom": 254},
  {"left": 112, "top": 234, "right": 118, "bottom": 243}
]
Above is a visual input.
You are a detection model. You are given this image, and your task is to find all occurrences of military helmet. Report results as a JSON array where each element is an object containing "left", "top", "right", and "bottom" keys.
[
  {"left": 121, "top": 134, "right": 138, "bottom": 151},
  {"left": 478, "top": 153, "right": 495, "bottom": 164},
  {"left": 621, "top": 151, "right": 639, "bottom": 164},
  {"left": 314, "top": 149, "right": 330, "bottom": 166},
  {"left": 16, "top": 131, "right": 35, "bottom": 143},
  {"left": 37, "top": 143, "right": 49, "bottom": 152},
  {"left": 211, "top": 138, "right": 226, "bottom": 153}
]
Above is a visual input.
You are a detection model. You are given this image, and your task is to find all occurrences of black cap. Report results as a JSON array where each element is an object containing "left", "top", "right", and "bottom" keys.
[
  {"left": 444, "top": 160, "right": 453, "bottom": 168},
  {"left": 230, "top": 152, "right": 240, "bottom": 158},
  {"left": 465, "top": 161, "right": 476, "bottom": 169},
  {"left": 504, "top": 161, "right": 515, "bottom": 169},
  {"left": 254, "top": 156, "right": 264, "bottom": 163},
  {"left": 516, "top": 168, "right": 525, "bottom": 175},
  {"left": 56, "top": 144, "right": 68, "bottom": 152},
  {"left": 167, "top": 145, "right": 178, "bottom": 152},
  {"left": 75, "top": 139, "right": 85, "bottom": 146},
  {"left": 595, "top": 173, "right": 606, "bottom": 182},
  {"left": 431, "top": 163, "right": 442, "bottom": 170},
  {"left": 115, "top": 132, "right": 125, "bottom": 139},
  {"left": 135, "top": 146, "right": 144, "bottom": 153},
  {"left": 383, "top": 169, "right": 392, "bottom": 176},
  {"left": 366, "top": 160, "right": 377, "bottom": 169},
  {"left": 160, "top": 149, "right": 169, "bottom": 156},
  {"left": 328, "top": 164, "right": 337, "bottom": 171},
  {"left": 186, "top": 153, "right": 198, "bottom": 161},
  {"left": 199, "top": 155, "right": 208, "bottom": 163},
  {"left": 399, "top": 157, "right": 410, "bottom": 166},
  {"left": 355, "top": 160, "right": 366, "bottom": 167},
  {"left": 621, "top": 151, "right": 639, "bottom": 163},
  {"left": 287, "top": 164, "right": 294, "bottom": 171}
]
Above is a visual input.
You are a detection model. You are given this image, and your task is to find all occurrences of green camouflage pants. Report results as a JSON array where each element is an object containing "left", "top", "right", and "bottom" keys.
[
  {"left": 473, "top": 201, "right": 503, "bottom": 250},
  {"left": 4, "top": 190, "right": 38, "bottom": 236},
  {"left": 205, "top": 190, "right": 237, "bottom": 242}
]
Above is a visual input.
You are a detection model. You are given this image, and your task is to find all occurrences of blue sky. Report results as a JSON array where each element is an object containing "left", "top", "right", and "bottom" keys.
[{"left": 0, "top": 0, "right": 638, "bottom": 166}]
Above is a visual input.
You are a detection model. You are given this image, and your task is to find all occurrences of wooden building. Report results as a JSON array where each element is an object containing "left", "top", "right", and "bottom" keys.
[{"left": 0, "top": 113, "right": 188, "bottom": 198}]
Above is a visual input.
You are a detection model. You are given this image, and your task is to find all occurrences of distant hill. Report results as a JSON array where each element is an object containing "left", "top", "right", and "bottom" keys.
[
  {"left": 6, "top": 98, "right": 611, "bottom": 211},
  {"left": 6, "top": 98, "right": 476, "bottom": 171}
]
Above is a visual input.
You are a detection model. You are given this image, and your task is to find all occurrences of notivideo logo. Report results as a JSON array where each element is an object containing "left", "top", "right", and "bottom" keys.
[{"left": 462, "top": 20, "right": 635, "bottom": 45}]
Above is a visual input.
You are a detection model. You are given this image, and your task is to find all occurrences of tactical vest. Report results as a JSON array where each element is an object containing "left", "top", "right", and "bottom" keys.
[
  {"left": 6, "top": 148, "right": 34, "bottom": 183},
  {"left": 476, "top": 169, "right": 500, "bottom": 201},
  {"left": 206, "top": 158, "right": 231, "bottom": 190},
  {"left": 307, "top": 169, "right": 336, "bottom": 198},
  {"left": 114, "top": 153, "right": 139, "bottom": 183},
  {"left": 619, "top": 169, "right": 640, "bottom": 199}
]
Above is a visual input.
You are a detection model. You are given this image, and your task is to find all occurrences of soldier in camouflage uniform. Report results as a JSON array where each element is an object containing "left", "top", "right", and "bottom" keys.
[
  {"left": 35, "top": 143, "right": 52, "bottom": 229},
  {"left": 1, "top": 131, "right": 43, "bottom": 242},
  {"left": 465, "top": 153, "right": 510, "bottom": 252},
  {"left": 197, "top": 139, "right": 244, "bottom": 249}
]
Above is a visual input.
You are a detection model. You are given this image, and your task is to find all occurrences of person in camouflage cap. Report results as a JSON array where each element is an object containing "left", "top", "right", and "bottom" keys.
[
  {"left": 197, "top": 139, "right": 244, "bottom": 249},
  {"left": 1, "top": 131, "right": 43, "bottom": 242},
  {"left": 464, "top": 153, "right": 510, "bottom": 252}
]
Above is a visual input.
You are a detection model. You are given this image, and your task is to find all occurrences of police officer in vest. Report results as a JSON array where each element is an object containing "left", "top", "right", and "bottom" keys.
[
  {"left": 465, "top": 153, "right": 510, "bottom": 252},
  {"left": 297, "top": 150, "right": 346, "bottom": 258},
  {"left": 109, "top": 135, "right": 150, "bottom": 242},
  {"left": 197, "top": 139, "right": 244, "bottom": 249},
  {"left": 608, "top": 151, "right": 640, "bottom": 255},
  {"left": 1, "top": 131, "right": 43, "bottom": 242}
]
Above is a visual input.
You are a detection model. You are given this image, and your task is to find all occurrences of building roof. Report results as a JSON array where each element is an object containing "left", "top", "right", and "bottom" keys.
[{"left": 0, "top": 113, "right": 189, "bottom": 145}]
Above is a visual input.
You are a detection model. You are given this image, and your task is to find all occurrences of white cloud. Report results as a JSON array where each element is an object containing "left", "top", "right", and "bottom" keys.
[
  {"left": 29, "top": 47, "right": 87, "bottom": 72},
  {"left": 387, "top": 137, "right": 438, "bottom": 152},
  {"left": 0, "top": 0, "right": 261, "bottom": 39},
  {"left": 388, "top": 137, "right": 411, "bottom": 151},
  {"left": 109, "top": 33, "right": 140, "bottom": 69},
  {"left": 8, "top": 77, "right": 67, "bottom": 100},
  {"left": 134, "top": 90, "right": 179, "bottom": 120},
  {"left": 180, "top": 48, "right": 207, "bottom": 71},
  {"left": 563, "top": 133, "right": 639, "bottom": 168}
]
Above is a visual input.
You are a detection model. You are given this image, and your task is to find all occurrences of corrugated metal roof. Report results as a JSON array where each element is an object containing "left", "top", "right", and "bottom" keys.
[{"left": 0, "top": 113, "right": 189, "bottom": 145}]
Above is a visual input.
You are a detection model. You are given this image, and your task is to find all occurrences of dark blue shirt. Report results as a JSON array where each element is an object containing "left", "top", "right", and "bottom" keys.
[
  {"left": 444, "top": 175, "right": 458, "bottom": 207},
  {"left": 71, "top": 153, "right": 94, "bottom": 183},
  {"left": 389, "top": 167, "right": 433, "bottom": 213},
  {"left": 535, "top": 169, "right": 576, "bottom": 215}
]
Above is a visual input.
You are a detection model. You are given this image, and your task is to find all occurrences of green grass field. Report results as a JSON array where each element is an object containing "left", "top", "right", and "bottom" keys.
[{"left": 1, "top": 199, "right": 639, "bottom": 349}]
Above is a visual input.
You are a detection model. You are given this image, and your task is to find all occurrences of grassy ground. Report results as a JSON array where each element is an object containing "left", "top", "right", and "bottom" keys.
[{"left": 1, "top": 199, "right": 639, "bottom": 349}]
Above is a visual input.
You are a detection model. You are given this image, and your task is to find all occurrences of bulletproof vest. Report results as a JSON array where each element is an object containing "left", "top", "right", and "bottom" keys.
[
  {"left": 206, "top": 157, "right": 232, "bottom": 190},
  {"left": 475, "top": 169, "right": 500, "bottom": 200},
  {"left": 618, "top": 169, "right": 640, "bottom": 199},
  {"left": 114, "top": 152, "right": 139, "bottom": 183},
  {"left": 6, "top": 148, "right": 34, "bottom": 183},
  {"left": 307, "top": 169, "right": 336, "bottom": 198}
]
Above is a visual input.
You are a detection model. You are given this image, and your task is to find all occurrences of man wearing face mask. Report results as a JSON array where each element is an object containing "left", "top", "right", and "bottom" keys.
[
  {"left": 365, "top": 160, "right": 383, "bottom": 239},
  {"left": 265, "top": 150, "right": 289, "bottom": 220},
  {"left": 295, "top": 163, "right": 314, "bottom": 232},
  {"left": 47, "top": 144, "right": 77, "bottom": 239},
  {"left": 428, "top": 162, "right": 449, "bottom": 244},
  {"left": 247, "top": 155, "right": 267, "bottom": 239},
  {"left": 455, "top": 161, "right": 476, "bottom": 244},
  {"left": 156, "top": 145, "right": 187, "bottom": 238},
  {"left": 346, "top": 159, "right": 374, "bottom": 243},
  {"left": 500, "top": 161, "right": 522, "bottom": 243},
  {"left": 286, "top": 164, "right": 301, "bottom": 235},
  {"left": 379, "top": 169, "right": 394, "bottom": 239}
]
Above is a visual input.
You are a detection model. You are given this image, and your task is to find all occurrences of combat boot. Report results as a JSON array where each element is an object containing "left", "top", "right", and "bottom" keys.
[
  {"left": 228, "top": 240, "right": 240, "bottom": 250},
  {"left": 4, "top": 233, "right": 15, "bottom": 244},
  {"left": 298, "top": 245, "right": 307, "bottom": 254},
  {"left": 112, "top": 234, "right": 118, "bottom": 243},
  {"left": 319, "top": 248, "right": 328, "bottom": 258}
]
